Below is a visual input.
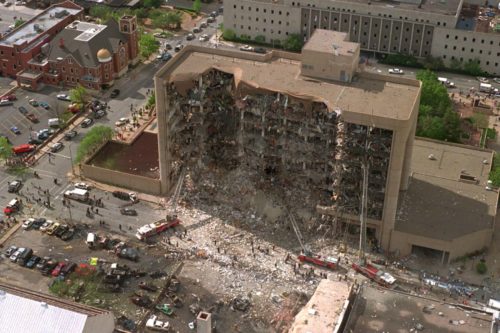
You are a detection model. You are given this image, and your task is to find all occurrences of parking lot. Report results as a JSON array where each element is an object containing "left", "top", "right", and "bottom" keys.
[{"left": 0, "top": 86, "right": 72, "bottom": 146}]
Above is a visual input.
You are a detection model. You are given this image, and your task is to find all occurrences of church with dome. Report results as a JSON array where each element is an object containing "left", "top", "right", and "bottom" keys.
[{"left": 6, "top": 1, "right": 139, "bottom": 90}]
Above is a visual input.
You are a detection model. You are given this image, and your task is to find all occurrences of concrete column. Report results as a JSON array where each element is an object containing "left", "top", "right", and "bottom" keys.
[
  {"left": 197, "top": 312, "right": 212, "bottom": 333},
  {"left": 154, "top": 77, "right": 170, "bottom": 195},
  {"left": 400, "top": 115, "right": 417, "bottom": 190}
]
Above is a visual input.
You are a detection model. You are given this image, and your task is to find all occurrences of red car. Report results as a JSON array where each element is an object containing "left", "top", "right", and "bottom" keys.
[
  {"left": 4, "top": 198, "right": 21, "bottom": 215},
  {"left": 51, "top": 262, "right": 66, "bottom": 277},
  {"left": 3, "top": 94, "right": 16, "bottom": 101}
]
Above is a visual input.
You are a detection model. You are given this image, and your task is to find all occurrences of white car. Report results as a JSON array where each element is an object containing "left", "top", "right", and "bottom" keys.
[
  {"left": 388, "top": 68, "right": 404, "bottom": 75},
  {"left": 115, "top": 117, "right": 129, "bottom": 127},
  {"left": 240, "top": 45, "right": 254, "bottom": 52},
  {"left": 493, "top": 77, "right": 500, "bottom": 84},
  {"left": 50, "top": 142, "right": 63, "bottom": 153},
  {"left": 56, "top": 94, "right": 71, "bottom": 101},
  {"left": 477, "top": 77, "right": 489, "bottom": 83},
  {"left": 199, "top": 34, "right": 209, "bottom": 42},
  {"left": 22, "top": 218, "right": 35, "bottom": 229},
  {"left": 40, "top": 220, "right": 54, "bottom": 232},
  {"left": 74, "top": 182, "right": 91, "bottom": 190}
]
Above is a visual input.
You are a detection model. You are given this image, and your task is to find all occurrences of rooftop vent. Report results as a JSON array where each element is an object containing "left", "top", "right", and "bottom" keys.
[
  {"left": 54, "top": 10, "right": 69, "bottom": 19},
  {"left": 428, "top": 154, "right": 436, "bottom": 160},
  {"left": 459, "top": 173, "right": 478, "bottom": 184}
]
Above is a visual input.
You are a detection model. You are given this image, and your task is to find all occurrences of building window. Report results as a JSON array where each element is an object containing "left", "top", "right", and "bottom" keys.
[
  {"left": 453, "top": 46, "right": 456, "bottom": 50},
  {"left": 70, "top": 68, "right": 73, "bottom": 74},
  {"left": 443, "top": 55, "right": 446, "bottom": 59},
  {"left": 446, "top": 34, "right": 449, "bottom": 39},
  {"left": 62, "top": 67, "right": 65, "bottom": 72}
]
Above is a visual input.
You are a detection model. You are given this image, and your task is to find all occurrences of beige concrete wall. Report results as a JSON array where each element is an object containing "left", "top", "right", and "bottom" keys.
[
  {"left": 431, "top": 27, "right": 500, "bottom": 75},
  {"left": 391, "top": 228, "right": 493, "bottom": 261},
  {"left": 301, "top": 47, "right": 359, "bottom": 82},
  {"left": 81, "top": 163, "right": 161, "bottom": 195}
]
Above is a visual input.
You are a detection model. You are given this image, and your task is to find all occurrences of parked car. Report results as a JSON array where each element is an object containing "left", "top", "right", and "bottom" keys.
[
  {"left": 3, "top": 94, "right": 16, "bottom": 101},
  {"left": 192, "top": 27, "right": 201, "bottom": 33},
  {"left": 46, "top": 222, "right": 60, "bottom": 235},
  {"left": 9, "top": 247, "right": 25, "bottom": 262},
  {"left": 199, "top": 21, "right": 207, "bottom": 28},
  {"left": 186, "top": 33, "right": 195, "bottom": 41},
  {"left": 38, "top": 131, "right": 49, "bottom": 140},
  {"left": 56, "top": 94, "right": 71, "bottom": 101},
  {"left": 4, "top": 245, "right": 17, "bottom": 257},
  {"left": 113, "top": 191, "right": 137, "bottom": 201},
  {"left": 388, "top": 68, "right": 404, "bottom": 74},
  {"left": 254, "top": 47, "right": 267, "bottom": 54},
  {"left": 165, "top": 43, "right": 172, "bottom": 50},
  {"left": 39, "top": 101, "right": 50, "bottom": 109},
  {"left": 51, "top": 262, "right": 66, "bottom": 277},
  {"left": 41, "top": 260, "right": 57, "bottom": 275},
  {"left": 18, "top": 106, "right": 28, "bottom": 115},
  {"left": 50, "top": 142, "right": 63, "bottom": 153},
  {"left": 115, "top": 117, "right": 129, "bottom": 127},
  {"left": 31, "top": 218, "right": 46, "bottom": 230},
  {"left": 17, "top": 248, "right": 33, "bottom": 266},
  {"left": 74, "top": 182, "right": 91, "bottom": 190},
  {"left": 60, "top": 262, "right": 77, "bottom": 278},
  {"left": 210, "top": 10, "right": 218, "bottom": 17},
  {"left": 29, "top": 99, "right": 38, "bottom": 107},
  {"left": 4, "top": 198, "right": 21, "bottom": 215},
  {"left": 55, "top": 224, "right": 69, "bottom": 238},
  {"left": 199, "top": 34, "right": 209, "bottom": 42},
  {"left": 81, "top": 118, "right": 93, "bottom": 128},
  {"left": 240, "top": 45, "right": 254, "bottom": 52},
  {"left": 118, "top": 247, "right": 139, "bottom": 262},
  {"left": 26, "top": 113, "right": 39, "bottom": 123},
  {"left": 493, "top": 77, "right": 500, "bottom": 84},
  {"left": 162, "top": 53, "right": 172, "bottom": 62},
  {"left": 477, "top": 77, "right": 489, "bottom": 83},
  {"left": 28, "top": 138, "right": 43, "bottom": 145},
  {"left": 25, "top": 255, "right": 40, "bottom": 268},
  {"left": 174, "top": 44, "right": 184, "bottom": 52},
  {"left": 120, "top": 208, "right": 137, "bottom": 216},
  {"left": 207, "top": 17, "right": 215, "bottom": 23},
  {"left": 7, "top": 180, "right": 22, "bottom": 193},
  {"left": 10, "top": 126, "right": 20, "bottom": 135},
  {"left": 110, "top": 89, "right": 120, "bottom": 98},
  {"left": 64, "top": 130, "right": 77, "bottom": 140},
  {"left": 36, "top": 256, "right": 52, "bottom": 270},
  {"left": 94, "top": 109, "right": 106, "bottom": 119},
  {"left": 61, "top": 227, "right": 75, "bottom": 241},
  {"left": 0, "top": 99, "right": 13, "bottom": 106},
  {"left": 22, "top": 218, "right": 35, "bottom": 230},
  {"left": 40, "top": 220, "right": 54, "bottom": 232}
]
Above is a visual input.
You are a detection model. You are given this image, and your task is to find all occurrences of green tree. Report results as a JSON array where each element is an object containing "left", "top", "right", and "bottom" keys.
[
  {"left": 254, "top": 35, "right": 266, "bottom": 43},
  {"left": 282, "top": 34, "right": 303, "bottom": 52},
  {"left": 0, "top": 137, "right": 13, "bottom": 162},
  {"left": 192, "top": 0, "right": 201, "bottom": 13},
  {"left": 463, "top": 58, "right": 484, "bottom": 76},
  {"left": 167, "top": 11, "right": 182, "bottom": 29},
  {"left": 222, "top": 28, "right": 236, "bottom": 41},
  {"left": 422, "top": 56, "right": 444, "bottom": 71},
  {"left": 152, "top": 13, "right": 171, "bottom": 31},
  {"left": 449, "top": 58, "right": 462, "bottom": 71},
  {"left": 139, "top": 32, "right": 159, "bottom": 57},
  {"left": 143, "top": 0, "right": 162, "bottom": 8},
  {"left": 69, "top": 84, "right": 88, "bottom": 105},
  {"left": 75, "top": 126, "right": 114, "bottom": 163},
  {"left": 147, "top": 93, "right": 155, "bottom": 108},
  {"left": 133, "top": 7, "right": 149, "bottom": 19},
  {"left": 90, "top": 5, "right": 113, "bottom": 20},
  {"left": 14, "top": 19, "right": 25, "bottom": 28},
  {"left": 490, "top": 153, "right": 500, "bottom": 186},
  {"left": 476, "top": 261, "right": 487, "bottom": 274}
]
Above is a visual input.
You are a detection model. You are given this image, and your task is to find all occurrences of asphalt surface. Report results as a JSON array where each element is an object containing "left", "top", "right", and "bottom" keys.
[{"left": 0, "top": 5, "right": 41, "bottom": 35}]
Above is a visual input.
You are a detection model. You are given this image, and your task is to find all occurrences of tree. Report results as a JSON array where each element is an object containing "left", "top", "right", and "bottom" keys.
[
  {"left": 0, "top": 137, "right": 13, "bottom": 162},
  {"left": 152, "top": 13, "right": 171, "bottom": 31},
  {"left": 75, "top": 126, "right": 114, "bottom": 163},
  {"left": 90, "top": 5, "right": 113, "bottom": 20},
  {"left": 143, "top": 0, "right": 162, "bottom": 8},
  {"left": 69, "top": 84, "right": 88, "bottom": 105},
  {"left": 449, "top": 58, "right": 462, "bottom": 71},
  {"left": 476, "top": 261, "right": 487, "bottom": 274},
  {"left": 282, "top": 34, "right": 303, "bottom": 52},
  {"left": 422, "top": 56, "right": 444, "bottom": 71},
  {"left": 139, "top": 32, "right": 159, "bottom": 58},
  {"left": 463, "top": 58, "right": 484, "bottom": 76},
  {"left": 489, "top": 153, "right": 500, "bottom": 186},
  {"left": 192, "top": 0, "right": 201, "bottom": 13},
  {"left": 167, "top": 11, "right": 182, "bottom": 29},
  {"left": 254, "top": 35, "right": 266, "bottom": 43},
  {"left": 14, "top": 19, "right": 25, "bottom": 28},
  {"left": 222, "top": 28, "right": 236, "bottom": 41}
]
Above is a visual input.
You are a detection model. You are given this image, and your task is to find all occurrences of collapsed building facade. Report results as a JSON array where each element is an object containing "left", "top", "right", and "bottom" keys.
[{"left": 154, "top": 30, "right": 421, "bottom": 251}]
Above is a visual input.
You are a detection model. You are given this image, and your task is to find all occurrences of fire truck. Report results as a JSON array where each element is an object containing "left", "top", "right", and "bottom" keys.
[
  {"left": 136, "top": 218, "right": 180, "bottom": 241},
  {"left": 298, "top": 251, "right": 338, "bottom": 270},
  {"left": 352, "top": 261, "right": 396, "bottom": 287}
]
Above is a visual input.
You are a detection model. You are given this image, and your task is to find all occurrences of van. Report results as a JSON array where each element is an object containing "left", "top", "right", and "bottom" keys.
[
  {"left": 64, "top": 188, "right": 89, "bottom": 202},
  {"left": 86, "top": 233, "right": 96, "bottom": 248},
  {"left": 480, "top": 83, "right": 492, "bottom": 93},
  {"left": 17, "top": 248, "right": 33, "bottom": 266},
  {"left": 48, "top": 118, "right": 60, "bottom": 127}
]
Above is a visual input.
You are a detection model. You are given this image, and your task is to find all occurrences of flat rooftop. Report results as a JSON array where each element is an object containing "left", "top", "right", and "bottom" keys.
[
  {"left": 158, "top": 46, "right": 420, "bottom": 122},
  {"left": 66, "top": 21, "right": 107, "bottom": 42},
  {"left": 289, "top": 280, "right": 350, "bottom": 333},
  {"left": 303, "top": 30, "right": 358, "bottom": 56},
  {"left": 344, "top": 285, "right": 493, "bottom": 333},
  {"left": 0, "top": 6, "right": 81, "bottom": 47},
  {"left": 396, "top": 138, "right": 498, "bottom": 241}
]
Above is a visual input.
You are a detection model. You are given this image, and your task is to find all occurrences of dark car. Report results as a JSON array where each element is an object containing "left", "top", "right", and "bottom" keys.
[
  {"left": 7, "top": 180, "right": 22, "bottom": 193},
  {"left": 120, "top": 208, "right": 137, "bottom": 216},
  {"left": 64, "top": 130, "right": 77, "bottom": 140},
  {"left": 60, "top": 262, "right": 76, "bottom": 278},
  {"left": 25, "top": 255, "right": 40, "bottom": 268},
  {"left": 36, "top": 256, "right": 52, "bottom": 271},
  {"left": 18, "top": 106, "right": 28, "bottom": 115},
  {"left": 31, "top": 218, "right": 46, "bottom": 230},
  {"left": 119, "top": 247, "right": 139, "bottom": 262},
  {"left": 28, "top": 138, "right": 43, "bottom": 145},
  {"left": 54, "top": 224, "right": 69, "bottom": 238},
  {"left": 110, "top": 89, "right": 120, "bottom": 98},
  {"left": 81, "top": 118, "right": 93, "bottom": 128},
  {"left": 254, "top": 47, "right": 267, "bottom": 54},
  {"left": 26, "top": 113, "right": 39, "bottom": 123},
  {"left": 17, "top": 248, "right": 33, "bottom": 266},
  {"left": 38, "top": 131, "right": 49, "bottom": 140},
  {"left": 165, "top": 43, "right": 172, "bottom": 50},
  {"left": 61, "top": 227, "right": 75, "bottom": 241}
]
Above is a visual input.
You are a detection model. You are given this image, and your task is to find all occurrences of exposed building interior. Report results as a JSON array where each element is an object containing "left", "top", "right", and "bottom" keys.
[{"left": 164, "top": 68, "right": 393, "bottom": 222}]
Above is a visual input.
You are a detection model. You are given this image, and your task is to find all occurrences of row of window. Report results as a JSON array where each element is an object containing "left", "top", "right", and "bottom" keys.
[
  {"left": 445, "top": 34, "right": 498, "bottom": 46},
  {"left": 441, "top": 55, "right": 499, "bottom": 67},
  {"left": 234, "top": 15, "right": 290, "bottom": 26},
  {"left": 444, "top": 44, "right": 497, "bottom": 56},
  {"left": 233, "top": 4, "right": 289, "bottom": 16},
  {"left": 234, "top": 24, "right": 289, "bottom": 36}
]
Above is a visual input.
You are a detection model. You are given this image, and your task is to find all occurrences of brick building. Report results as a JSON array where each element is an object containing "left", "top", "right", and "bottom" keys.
[{"left": 0, "top": 1, "right": 83, "bottom": 80}]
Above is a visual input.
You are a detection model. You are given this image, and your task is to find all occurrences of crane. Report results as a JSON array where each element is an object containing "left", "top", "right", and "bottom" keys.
[
  {"left": 288, "top": 211, "right": 338, "bottom": 270},
  {"left": 167, "top": 168, "right": 186, "bottom": 222}
]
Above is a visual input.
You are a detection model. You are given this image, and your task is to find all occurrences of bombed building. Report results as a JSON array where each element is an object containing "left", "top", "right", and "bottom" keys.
[{"left": 154, "top": 30, "right": 421, "bottom": 251}]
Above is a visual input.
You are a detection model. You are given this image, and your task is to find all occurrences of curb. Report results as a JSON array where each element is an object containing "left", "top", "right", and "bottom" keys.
[{"left": 0, "top": 221, "right": 22, "bottom": 247}]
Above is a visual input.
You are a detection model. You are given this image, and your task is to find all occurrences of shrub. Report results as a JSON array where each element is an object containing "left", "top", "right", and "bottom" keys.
[{"left": 476, "top": 261, "right": 487, "bottom": 274}]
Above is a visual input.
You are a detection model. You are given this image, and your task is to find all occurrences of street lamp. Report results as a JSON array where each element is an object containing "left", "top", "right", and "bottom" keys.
[{"left": 68, "top": 143, "right": 75, "bottom": 175}]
